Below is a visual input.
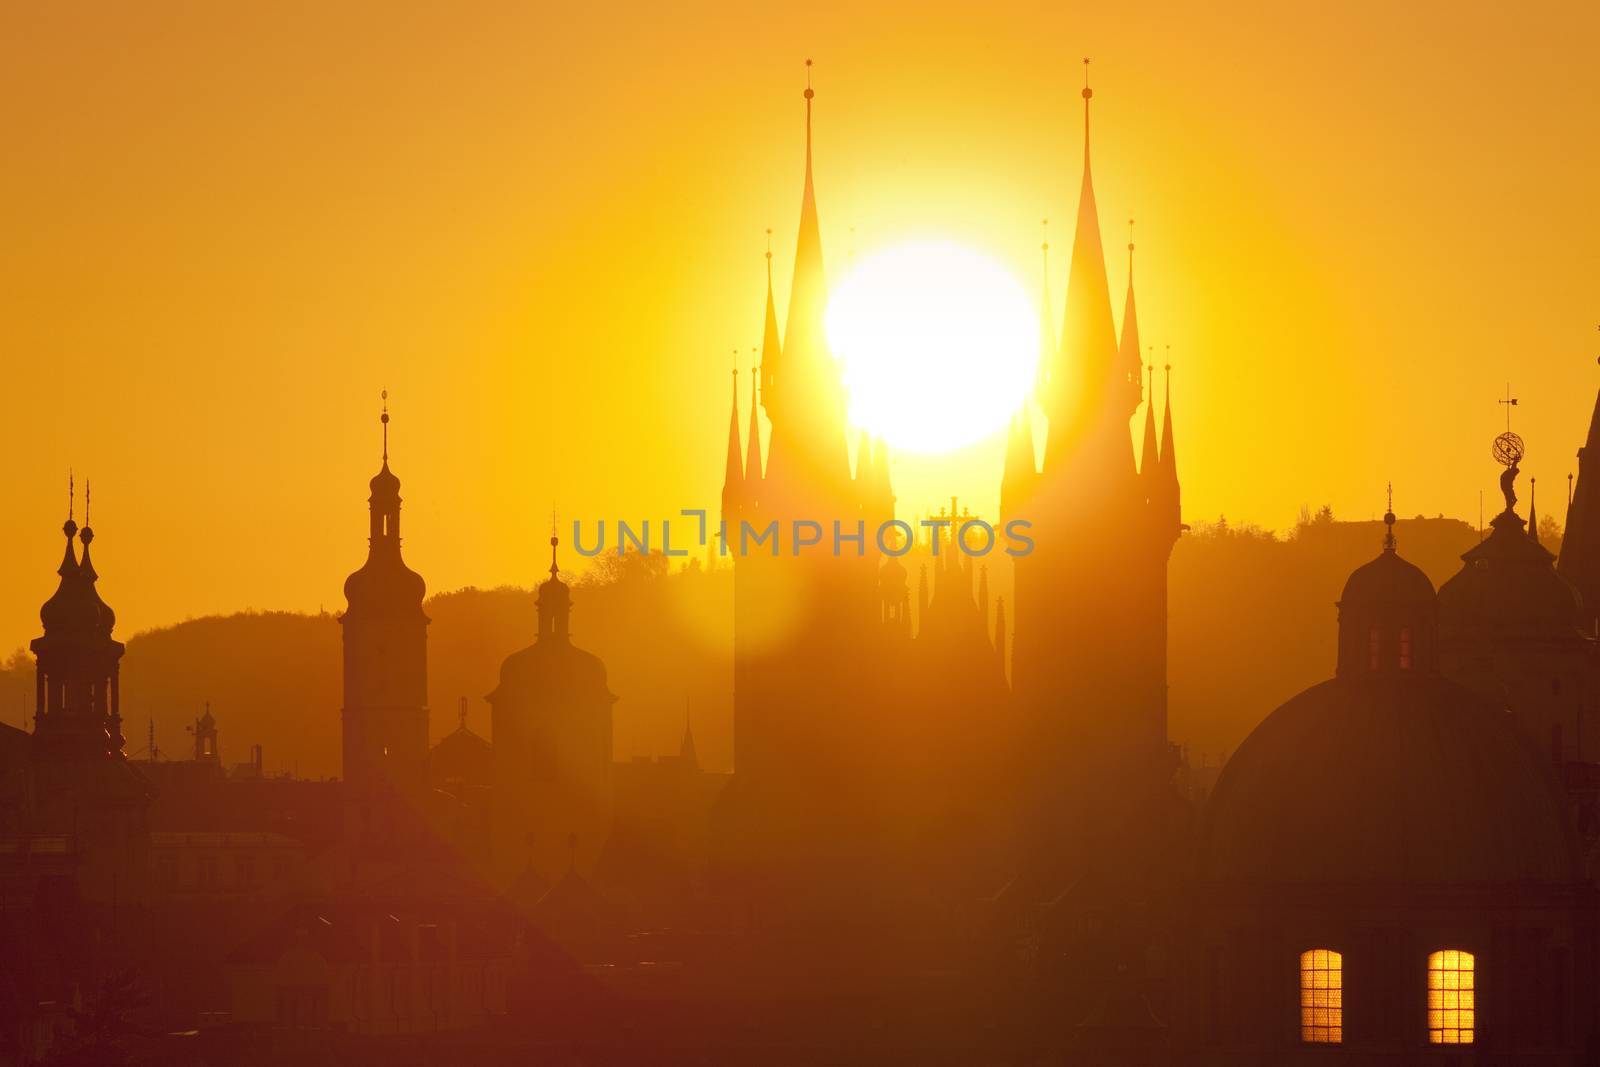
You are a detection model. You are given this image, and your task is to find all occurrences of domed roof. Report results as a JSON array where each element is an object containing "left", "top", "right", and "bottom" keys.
[
  {"left": 1439, "top": 510, "right": 1583, "bottom": 637},
  {"left": 1340, "top": 540, "right": 1436, "bottom": 610},
  {"left": 342, "top": 556, "right": 426, "bottom": 615},
  {"left": 369, "top": 460, "right": 401, "bottom": 497},
  {"left": 1201, "top": 674, "right": 1574, "bottom": 885},
  {"left": 489, "top": 638, "right": 613, "bottom": 706},
  {"left": 39, "top": 524, "right": 116, "bottom": 639}
]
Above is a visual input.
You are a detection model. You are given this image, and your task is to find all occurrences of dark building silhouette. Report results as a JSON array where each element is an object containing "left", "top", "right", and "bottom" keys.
[
  {"left": 341, "top": 399, "right": 430, "bottom": 799},
  {"left": 488, "top": 536, "right": 616, "bottom": 881},
  {"left": 1560, "top": 386, "right": 1600, "bottom": 633},
  {"left": 1186, "top": 505, "right": 1592, "bottom": 1060},
  {"left": 714, "top": 64, "right": 901, "bottom": 940},
  {"left": 23, "top": 494, "right": 157, "bottom": 907},
  {"left": 989, "top": 70, "right": 1185, "bottom": 1023}
]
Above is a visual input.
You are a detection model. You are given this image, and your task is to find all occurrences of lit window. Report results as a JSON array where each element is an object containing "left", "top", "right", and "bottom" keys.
[
  {"left": 1300, "top": 948, "right": 1342, "bottom": 1043},
  {"left": 1399, "top": 627, "right": 1413, "bottom": 670},
  {"left": 1428, "top": 949, "right": 1475, "bottom": 1044},
  {"left": 1368, "top": 627, "right": 1381, "bottom": 671}
]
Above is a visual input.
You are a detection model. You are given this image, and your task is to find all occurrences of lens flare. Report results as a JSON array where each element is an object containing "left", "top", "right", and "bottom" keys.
[{"left": 825, "top": 239, "right": 1038, "bottom": 454}]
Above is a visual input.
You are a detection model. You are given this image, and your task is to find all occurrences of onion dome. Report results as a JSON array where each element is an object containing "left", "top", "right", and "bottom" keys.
[
  {"left": 38, "top": 512, "right": 116, "bottom": 640},
  {"left": 74, "top": 524, "right": 117, "bottom": 636},
  {"left": 369, "top": 459, "right": 401, "bottom": 497},
  {"left": 1201, "top": 674, "right": 1573, "bottom": 885},
  {"left": 38, "top": 518, "right": 80, "bottom": 631},
  {"left": 342, "top": 399, "right": 427, "bottom": 618},
  {"left": 536, "top": 535, "right": 572, "bottom": 641}
]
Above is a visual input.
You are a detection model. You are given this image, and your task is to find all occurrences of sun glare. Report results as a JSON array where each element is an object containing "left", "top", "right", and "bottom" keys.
[{"left": 825, "top": 239, "right": 1038, "bottom": 455}]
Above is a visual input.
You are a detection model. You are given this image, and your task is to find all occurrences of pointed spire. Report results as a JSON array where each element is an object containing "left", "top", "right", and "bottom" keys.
[
  {"left": 1043, "top": 57, "right": 1121, "bottom": 470},
  {"left": 1382, "top": 482, "right": 1397, "bottom": 553},
  {"left": 78, "top": 479, "right": 97, "bottom": 582},
  {"left": 1159, "top": 352, "right": 1179, "bottom": 489},
  {"left": 1139, "top": 358, "right": 1159, "bottom": 480},
  {"left": 759, "top": 229, "right": 781, "bottom": 413},
  {"left": 722, "top": 350, "right": 744, "bottom": 499},
  {"left": 1530, "top": 477, "right": 1540, "bottom": 543},
  {"left": 747, "top": 359, "right": 764, "bottom": 486},
  {"left": 1117, "top": 219, "right": 1144, "bottom": 416},
  {"left": 58, "top": 471, "right": 78, "bottom": 578},
  {"left": 764, "top": 58, "right": 851, "bottom": 499},
  {"left": 548, "top": 510, "right": 560, "bottom": 581},
  {"left": 381, "top": 388, "right": 389, "bottom": 463}
]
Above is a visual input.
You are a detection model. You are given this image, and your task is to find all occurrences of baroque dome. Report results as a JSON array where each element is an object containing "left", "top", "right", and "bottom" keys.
[{"left": 1201, "top": 674, "right": 1573, "bottom": 886}]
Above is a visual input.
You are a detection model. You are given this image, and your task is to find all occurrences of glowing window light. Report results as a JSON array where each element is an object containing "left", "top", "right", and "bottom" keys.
[
  {"left": 1428, "top": 949, "right": 1476, "bottom": 1044},
  {"left": 1299, "top": 948, "right": 1342, "bottom": 1044}
]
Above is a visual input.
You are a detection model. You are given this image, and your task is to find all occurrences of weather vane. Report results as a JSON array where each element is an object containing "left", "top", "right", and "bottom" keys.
[{"left": 1493, "top": 383, "right": 1523, "bottom": 468}]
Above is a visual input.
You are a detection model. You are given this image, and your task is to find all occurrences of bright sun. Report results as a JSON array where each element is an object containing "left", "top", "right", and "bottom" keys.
[{"left": 825, "top": 239, "right": 1038, "bottom": 455}]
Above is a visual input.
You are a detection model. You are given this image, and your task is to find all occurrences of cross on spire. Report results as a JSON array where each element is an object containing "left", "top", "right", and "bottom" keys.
[{"left": 1498, "top": 383, "right": 1519, "bottom": 433}]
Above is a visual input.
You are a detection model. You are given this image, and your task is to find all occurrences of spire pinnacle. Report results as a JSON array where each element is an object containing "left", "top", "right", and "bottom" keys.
[
  {"left": 803, "top": 58, "right": 815, "bottom": 166},
  {"left": 380, "top": 388, "right": 390, "bottom": 463},
  {"left": 1383, "top": 482, "right": 1397, "bottom": 553},
  {"left": 549, "top": 507, "right": 560, "bottom": 579},
  {"left": 81, "top": 479, "right": 92, "bottom": 545},
  {"left": 1530, "top": 477, "right": 1541, "bottom": 543},
  {"left": 1082, "top": 58, "right": 1092, "bottom": 160}
]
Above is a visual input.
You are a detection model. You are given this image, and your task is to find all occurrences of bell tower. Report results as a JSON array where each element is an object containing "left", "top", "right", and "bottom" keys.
[{"left": 340, "top": 393, "right": 430, "bottom": 796}]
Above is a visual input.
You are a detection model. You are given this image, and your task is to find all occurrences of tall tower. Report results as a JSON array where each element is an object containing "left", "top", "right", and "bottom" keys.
[
  {"left": 1008, "top": 63, "right": 1183, "bottom": 892},
  {"left": 32, "top": 498, "right": 126, "bottom": 764},
  {"left": 29, "top": 484, "right": 156, "bottom": 904},
  {"left": 714, "top": 63, "right": 895, "bottom": 930},
  {"left": 340, "top": 395, "right": 430, "bottom": 796}
]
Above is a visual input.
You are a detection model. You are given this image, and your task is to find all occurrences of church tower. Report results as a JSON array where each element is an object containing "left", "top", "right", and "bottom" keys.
[
  {"left": 32, "top": 492, "right": 127, "bottom": 765},
  {"left": 713, "top": 63, "right": 899, "bottom": 931},
  {"left": 340, "top": 395, "right": 430, "bottom": 796},
  {"left": 29, "top": 483, "right": 156, "bottom": 904},
  {"left": 1008, "top": 63, "right": 1184, "bottom": 894}
]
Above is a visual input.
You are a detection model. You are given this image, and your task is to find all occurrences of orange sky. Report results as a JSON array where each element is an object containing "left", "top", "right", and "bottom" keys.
[{"left": 0, "top": 1, "right": 1596, "bottom": 654}]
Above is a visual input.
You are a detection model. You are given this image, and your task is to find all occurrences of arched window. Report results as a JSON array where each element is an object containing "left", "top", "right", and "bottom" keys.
[
  {"left": 1399, "top": 627, "right": 1413, "bottom": 670},
  {"left": 1300, "top": 948, "right": 1342, "bottom": 1043},
  {"left": 1428, "top": 949, "right": 1475, "bottom": 1044}
]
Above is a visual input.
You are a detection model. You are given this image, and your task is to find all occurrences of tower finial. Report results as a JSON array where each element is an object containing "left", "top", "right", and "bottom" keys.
[
  {"left": 380, "top": 388, "right": 390, "bottom": 463},
  {"left": 64, "top": 469, "right": 76, "bottom": 538},
  {"left": 1127, "top": 217, "right": 1135, "bottom": 274},
  {"left": 1081, "top": 57, "right": 1093, "bottom": 161},
  {"left": 82, "top": 479, "right": 91, "bottom": 535},
  {"left": 1383, "top": 482, "right": 1397, "bottom": 552},
  {"left": 549, "top": 506, "right": 560, "bottom": 579}
]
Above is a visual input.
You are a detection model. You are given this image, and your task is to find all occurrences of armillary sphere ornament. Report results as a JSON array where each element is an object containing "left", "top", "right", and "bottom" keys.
[{"left": 1493, "top": 431, "right": 1525, "bottom": 467}]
